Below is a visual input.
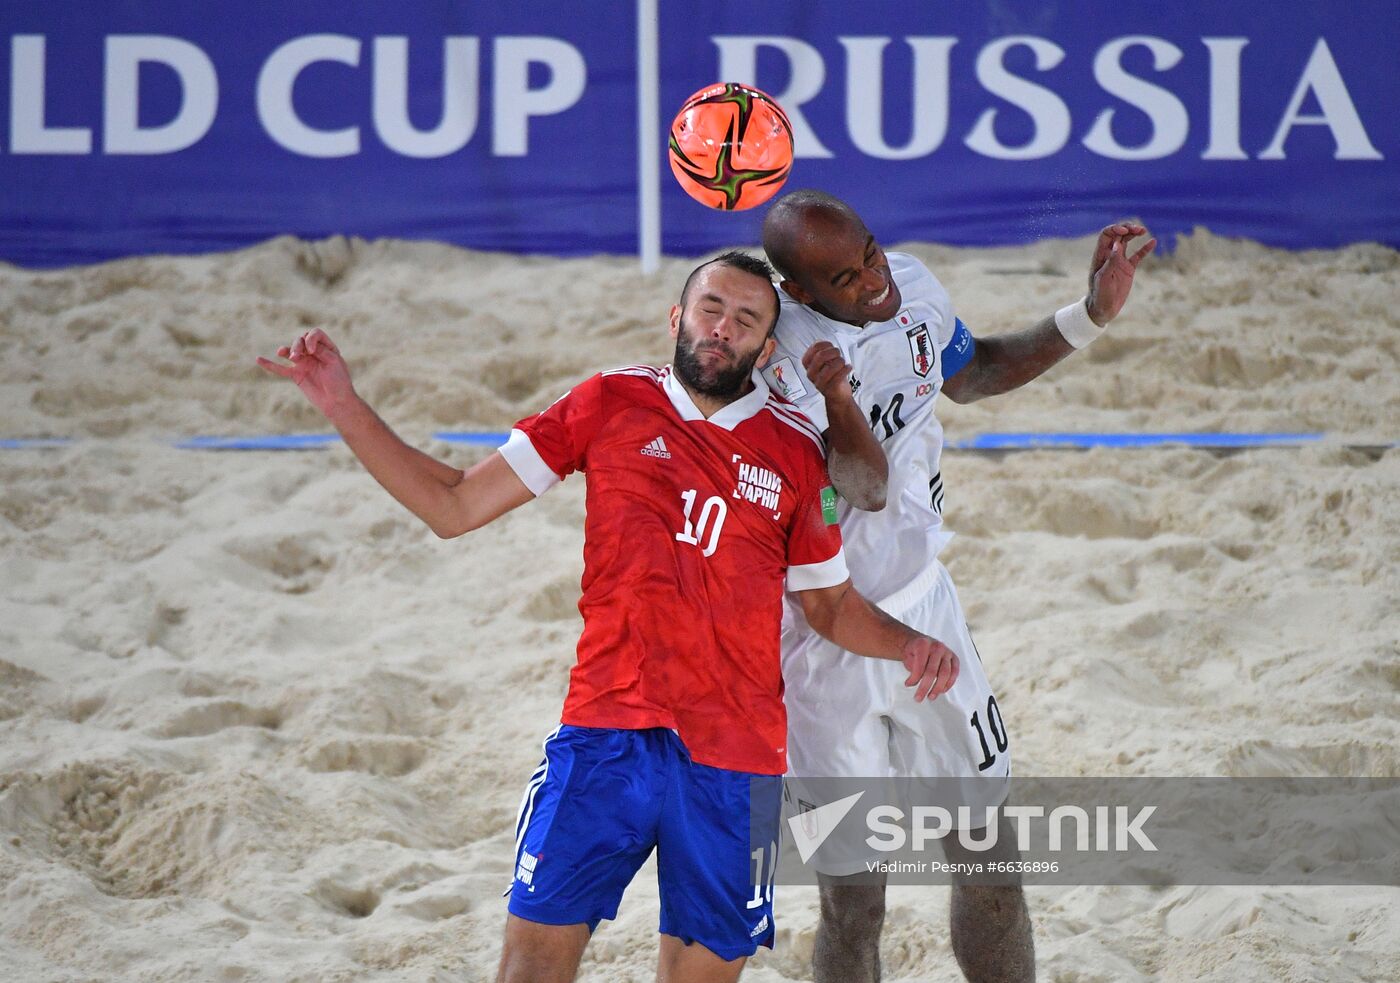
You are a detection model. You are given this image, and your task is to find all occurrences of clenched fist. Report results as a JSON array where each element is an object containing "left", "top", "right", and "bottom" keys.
[{"left": 802, "top": 340, "right": 855, "bottom": 401}]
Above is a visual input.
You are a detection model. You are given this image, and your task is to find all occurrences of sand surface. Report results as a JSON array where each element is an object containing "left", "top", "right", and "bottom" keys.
[{"left": 1, "top": 231, "right": 1397, "bottom": 981}]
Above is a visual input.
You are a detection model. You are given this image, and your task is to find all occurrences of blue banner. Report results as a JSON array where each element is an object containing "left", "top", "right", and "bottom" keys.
[{"left": 1, "top": 2, "right": 1396, "bottom": 267}]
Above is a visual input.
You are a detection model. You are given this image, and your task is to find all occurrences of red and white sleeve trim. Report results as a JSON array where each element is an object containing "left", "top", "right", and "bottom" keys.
[
  {"left": 786, "top": 548, "right": 850, "bottom": 592},
  {"left": 500, "top": 429, "right": 562, "bottom": 496}
]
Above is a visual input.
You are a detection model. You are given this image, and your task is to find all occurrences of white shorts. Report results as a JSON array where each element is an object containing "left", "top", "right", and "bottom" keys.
[{"left": 782, "top": 561, "right": 1011, "bottom": 872}]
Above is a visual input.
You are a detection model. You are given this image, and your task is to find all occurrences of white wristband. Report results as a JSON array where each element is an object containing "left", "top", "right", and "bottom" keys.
[{"left": 1054, "top": 297, "right": 1104, "bottom": 349}]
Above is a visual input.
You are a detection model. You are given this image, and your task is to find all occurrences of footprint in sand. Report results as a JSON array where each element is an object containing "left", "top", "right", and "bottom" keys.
[
  {"left": 151, "top": 699, "right": 283, "bottom": 739},
  {"left": 313, "top": 878, "right": 381, "bottom": 918},
  {"left": 477, "top": 353, "right": 578, "bottom": 406},
  {"left": 222, "top": 533, "right": 334, "bottom": 594},
  {"left": 301, "top": 736, "right": 427, "bottom": 777},
  {"left": 1219, "top": 739, "right": 1396, "bottom": 777},
  {"left": 388, "top": 878, "right": 474, "bottom": 921},
  {"left": 0, "top": 659, "right": 46, "bottom": 721},
  {"left": 521, "top": 576, "right": 582, "bottom": 623},
  {"left": 16, "top": 762, "right": 172, "bottom": 899}
]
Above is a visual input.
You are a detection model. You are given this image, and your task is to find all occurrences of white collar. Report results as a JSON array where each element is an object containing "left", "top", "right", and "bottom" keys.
[{"left": 662, "top": 365, "right": 772, "bottom": 431}]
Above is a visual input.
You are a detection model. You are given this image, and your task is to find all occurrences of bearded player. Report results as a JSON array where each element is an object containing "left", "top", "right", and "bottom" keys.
[
  {"left": 257, "top": 251, "right": 964, "bottom": 983},
  {"left": 761, "top": 191, "right": 1154, "bottom": 983}
]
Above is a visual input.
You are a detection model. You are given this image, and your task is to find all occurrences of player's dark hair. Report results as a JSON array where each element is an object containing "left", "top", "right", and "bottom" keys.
[
  {"left": 680, "top": 250, "right": 781, "bottom": 335},
  {"left": 761, "top": 188, "right": 860, "bottom": 282}
]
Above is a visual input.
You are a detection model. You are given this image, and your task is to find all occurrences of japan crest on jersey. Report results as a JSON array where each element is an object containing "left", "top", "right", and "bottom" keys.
[{"left": 906, "top": 322, "right": 934, "bottom": 378}]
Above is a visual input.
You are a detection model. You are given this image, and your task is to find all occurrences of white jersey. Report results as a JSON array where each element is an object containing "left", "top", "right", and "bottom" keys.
[{"left": 764, "top": 252, "right": 970, "bottom": 604}]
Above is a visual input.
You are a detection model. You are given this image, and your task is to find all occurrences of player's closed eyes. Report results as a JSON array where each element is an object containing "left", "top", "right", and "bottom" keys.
[
  {"left": 835, "top": 247, "right": 877, "bottom": 289},
  {"left": 704, "top": 307, "right": 754, "bottom": 331}
]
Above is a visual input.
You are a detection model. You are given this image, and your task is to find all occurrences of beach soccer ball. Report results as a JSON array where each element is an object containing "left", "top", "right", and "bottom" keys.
[{"left": 668, "top": 83, "right": 794, "bottom": 211}]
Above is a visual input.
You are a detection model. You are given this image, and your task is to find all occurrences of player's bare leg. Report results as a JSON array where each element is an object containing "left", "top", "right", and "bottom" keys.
[
  {"left": 813, "top": 873, "right": 886, "bottom": 983},
  {"left": 947, "top": 882, "right": 1034, "bottom": 983},
  {"left": 943, "top": 823, "right": 1035, "bottom": 983},
  {"left": 656, "top": 934, "right": 747, "bottom": 983},
  {"left": 496, "top": 914, "right": 590, "bottom": 983},
  {"left": 813, "top": 860, "right": 1033, "bottom": 983}
]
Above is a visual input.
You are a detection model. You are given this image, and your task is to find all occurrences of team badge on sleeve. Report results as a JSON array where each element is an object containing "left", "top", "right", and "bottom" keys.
[
  {"left": 764, "top": 357, "right": 807, "bottom": 400},
  {"left": 820, "top": 486, "right": 839, "bottom": 525}
]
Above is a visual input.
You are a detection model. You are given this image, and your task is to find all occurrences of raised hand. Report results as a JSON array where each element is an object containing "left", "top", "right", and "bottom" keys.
[
  {"left": 255, "top": 328, "right": 357, "bottom": 420},
  {"left": 802, "top": 340, "right": 855, "bottom": 401},
  {"left": 901, "top": 635, "right": 959, "bottom": 703},
  {"left": 1086, "top": 222, "right": 1156, "bottom": 326}
]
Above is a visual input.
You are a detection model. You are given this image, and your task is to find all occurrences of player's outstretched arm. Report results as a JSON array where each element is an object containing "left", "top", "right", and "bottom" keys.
[
  {"left": 803, "top": 341, "right": 888, "bottom": 511},
  {"left": 941, "top": 222, "right": 1155, "bottom": 404},
  {"left": 256, "top": 329, "right": 533, "bottom": 538},
  {"left": 797, "top": 579, "right": 958, "bottom": 702}
]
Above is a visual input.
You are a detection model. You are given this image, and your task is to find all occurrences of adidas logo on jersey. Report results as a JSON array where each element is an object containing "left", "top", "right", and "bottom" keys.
[{"left": 640, "top": 436, "right": 672, "bottom": 459}]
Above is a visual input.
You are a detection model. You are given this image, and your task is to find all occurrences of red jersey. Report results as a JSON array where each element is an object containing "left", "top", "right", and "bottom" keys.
[{"left": 499, "top": 365, "right": 848, "bottom": 775}]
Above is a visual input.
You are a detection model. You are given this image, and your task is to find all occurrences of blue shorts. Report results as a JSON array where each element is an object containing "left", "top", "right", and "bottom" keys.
[{"left": 507, "top": 725, "right": 782, "bottom": 962}]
